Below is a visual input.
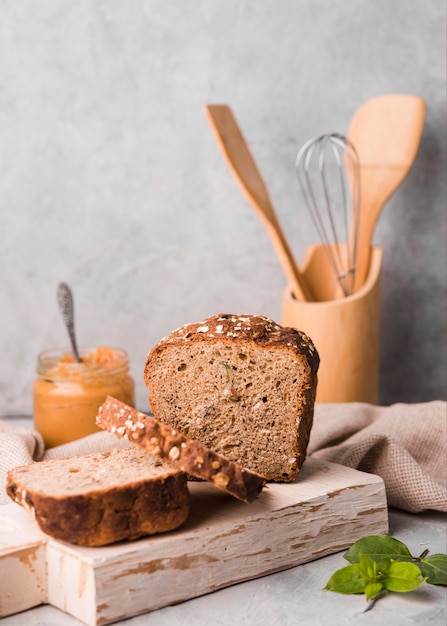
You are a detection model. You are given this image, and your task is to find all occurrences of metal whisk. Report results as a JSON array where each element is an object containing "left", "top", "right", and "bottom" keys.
[{"left": 295, "top": 133, "right": 360, "bottom": 297}]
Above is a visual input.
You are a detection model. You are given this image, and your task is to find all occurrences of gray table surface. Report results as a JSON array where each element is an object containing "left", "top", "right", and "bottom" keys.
[{"left": 1, "top": 418, "right": 446, "bottom": 626}]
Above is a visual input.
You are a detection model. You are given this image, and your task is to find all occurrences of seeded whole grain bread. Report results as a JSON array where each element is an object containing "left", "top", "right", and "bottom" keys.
[
  {"left": 144, "top": 314, "right": 319, "bottom": 482},
  {"left": 96, "top": 396, "right": 265, "bottom": 503},
  {"left": 6, "top": 447, "right": 190, "bottom": 546}
]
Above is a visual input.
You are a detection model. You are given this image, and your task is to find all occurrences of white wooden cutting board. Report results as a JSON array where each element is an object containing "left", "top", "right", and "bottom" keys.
[{"left": 0, "top": 458, "right": 388, "bottom": 625}]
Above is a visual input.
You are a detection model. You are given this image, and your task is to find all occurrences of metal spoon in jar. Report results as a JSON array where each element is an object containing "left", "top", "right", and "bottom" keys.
[{"left": 57, "top": 282, "right": 81, "bottom": 362}]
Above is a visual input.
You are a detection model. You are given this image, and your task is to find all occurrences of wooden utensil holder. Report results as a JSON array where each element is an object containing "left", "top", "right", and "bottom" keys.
[{"left": 282, "top": 244, "right": 382, "bottom": 403}]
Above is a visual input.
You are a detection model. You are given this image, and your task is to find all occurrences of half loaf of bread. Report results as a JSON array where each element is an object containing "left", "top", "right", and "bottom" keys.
[
  {"left": 97, "top": 396, "right": 265, "bottom": 503},
  {"left": 144, "top": 314, "right": 319, "bottom": 482},
  {"left": 6, "top": 447, "right": 190, "bottom": 546}
]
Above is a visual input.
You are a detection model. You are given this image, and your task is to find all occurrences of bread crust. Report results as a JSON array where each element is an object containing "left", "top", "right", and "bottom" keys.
[
  {"left": 144, "top": 314, "right": 319, "bottom": 481},
  {"left": 6, "top": 449, "right": 190, "bottom": 547},
  {"left": 145, "top": 314, "right": 319, "bottom": 375},
  {"left": 97, "top": 396, "right": 265, "bottom": 503}
]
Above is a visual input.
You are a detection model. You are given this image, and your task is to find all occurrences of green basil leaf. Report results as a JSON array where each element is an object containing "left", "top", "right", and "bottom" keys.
[
  {"left": 345, "top": 536, "right": 412, "bottom": 564},
  {"left": 384, "top": 561, "right": 425, "bottom": 593},
  {"left": 325, "top": 564, "right": 367, "bottom": 595},
  {"left": 365, "top": 581, "right": 384, "bottom": 601},
  {"left": 358, "top": 553, "right": 379, "bottom": 579},
  {"left": 417, "top": 554, "right": 447, "bottom": 586}
]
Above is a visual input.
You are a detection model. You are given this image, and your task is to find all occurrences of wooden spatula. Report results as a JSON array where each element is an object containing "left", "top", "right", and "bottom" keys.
[
  {"left": 348, "top": 94, "right": 426, "bottom": 292},
  {"left": 205, "top": 104, "right": 314, "bottom": 302}
]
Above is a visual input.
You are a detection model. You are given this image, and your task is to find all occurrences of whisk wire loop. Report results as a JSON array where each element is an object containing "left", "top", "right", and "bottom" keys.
[{"left": 295, "top": 133, "right": 360, "bottom": 297}]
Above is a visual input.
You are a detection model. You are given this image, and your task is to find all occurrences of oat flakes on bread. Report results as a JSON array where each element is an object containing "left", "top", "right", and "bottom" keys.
[
  {"left": 6, "top": 447, "right": 190, "bottom": 547},
  {"left": 144, "top": 313, "right": 319, "bottom": 482},
  {"left": 96, "top": 396, "right": 265, "bottom": 503}
]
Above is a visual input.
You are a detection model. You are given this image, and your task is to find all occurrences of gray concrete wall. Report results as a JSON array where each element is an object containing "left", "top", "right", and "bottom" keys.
[{"left": 1, "top": 0, "right": 445, "bottom": 414}]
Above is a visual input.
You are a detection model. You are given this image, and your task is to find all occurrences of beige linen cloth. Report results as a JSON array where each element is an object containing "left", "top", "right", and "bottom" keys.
[{"left": 1, "top": 401, "right": 446, "bottom": 513}]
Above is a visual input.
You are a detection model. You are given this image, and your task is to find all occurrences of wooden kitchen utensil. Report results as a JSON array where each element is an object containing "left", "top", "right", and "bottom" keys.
[
  {"left": 205, "top": 104, "right": 314, "bottom": 302},
  {"left": 348, "top": 93, "right": 426, "bottom": 292}
]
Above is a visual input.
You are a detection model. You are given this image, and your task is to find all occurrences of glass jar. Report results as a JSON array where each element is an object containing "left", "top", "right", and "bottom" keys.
[{"left": 33, "top": 346, "right": 135, "bottom": 448}]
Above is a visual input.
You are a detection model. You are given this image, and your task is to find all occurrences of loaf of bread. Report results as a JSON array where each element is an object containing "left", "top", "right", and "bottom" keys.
[
  {"left": 97, "top": 396, "right": 265, "bottom": 503},
  {"left": 144, "top": 314, "right": 319, "bottom": 482},
  {"left": 6, "top": 447, "right": 190, "bottom": 546}
]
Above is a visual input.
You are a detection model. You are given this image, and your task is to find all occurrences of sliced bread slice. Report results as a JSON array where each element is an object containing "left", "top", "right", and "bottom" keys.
[
  {"left": 6, "top": 446, "right": 190, "bottom": 546},
  {"left": 97, "top": 396, "right": 265, "bottom": 503}
]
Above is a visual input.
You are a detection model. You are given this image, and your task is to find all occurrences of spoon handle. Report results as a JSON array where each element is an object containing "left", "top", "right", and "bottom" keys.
[{"left": 57, "top": 282, "right": 81, "bottom": 362}]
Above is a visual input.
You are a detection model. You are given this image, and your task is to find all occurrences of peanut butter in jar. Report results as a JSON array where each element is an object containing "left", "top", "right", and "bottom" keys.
[{"left": 33, "top": 346, "right": 135, "bottom": 448}]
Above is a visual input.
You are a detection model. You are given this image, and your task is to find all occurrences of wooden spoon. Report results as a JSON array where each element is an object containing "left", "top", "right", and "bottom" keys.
[
  {"left": 205, "top": 104, "right": 314, "bottom": 302},
  {"left": 348, "top": 94, "right": 426, "bottom": 292}
]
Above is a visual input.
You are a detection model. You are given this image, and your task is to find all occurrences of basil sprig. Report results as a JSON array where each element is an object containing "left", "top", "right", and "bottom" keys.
[{"left": 325, "top": 535, "right": 446, "bottom": 608}]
